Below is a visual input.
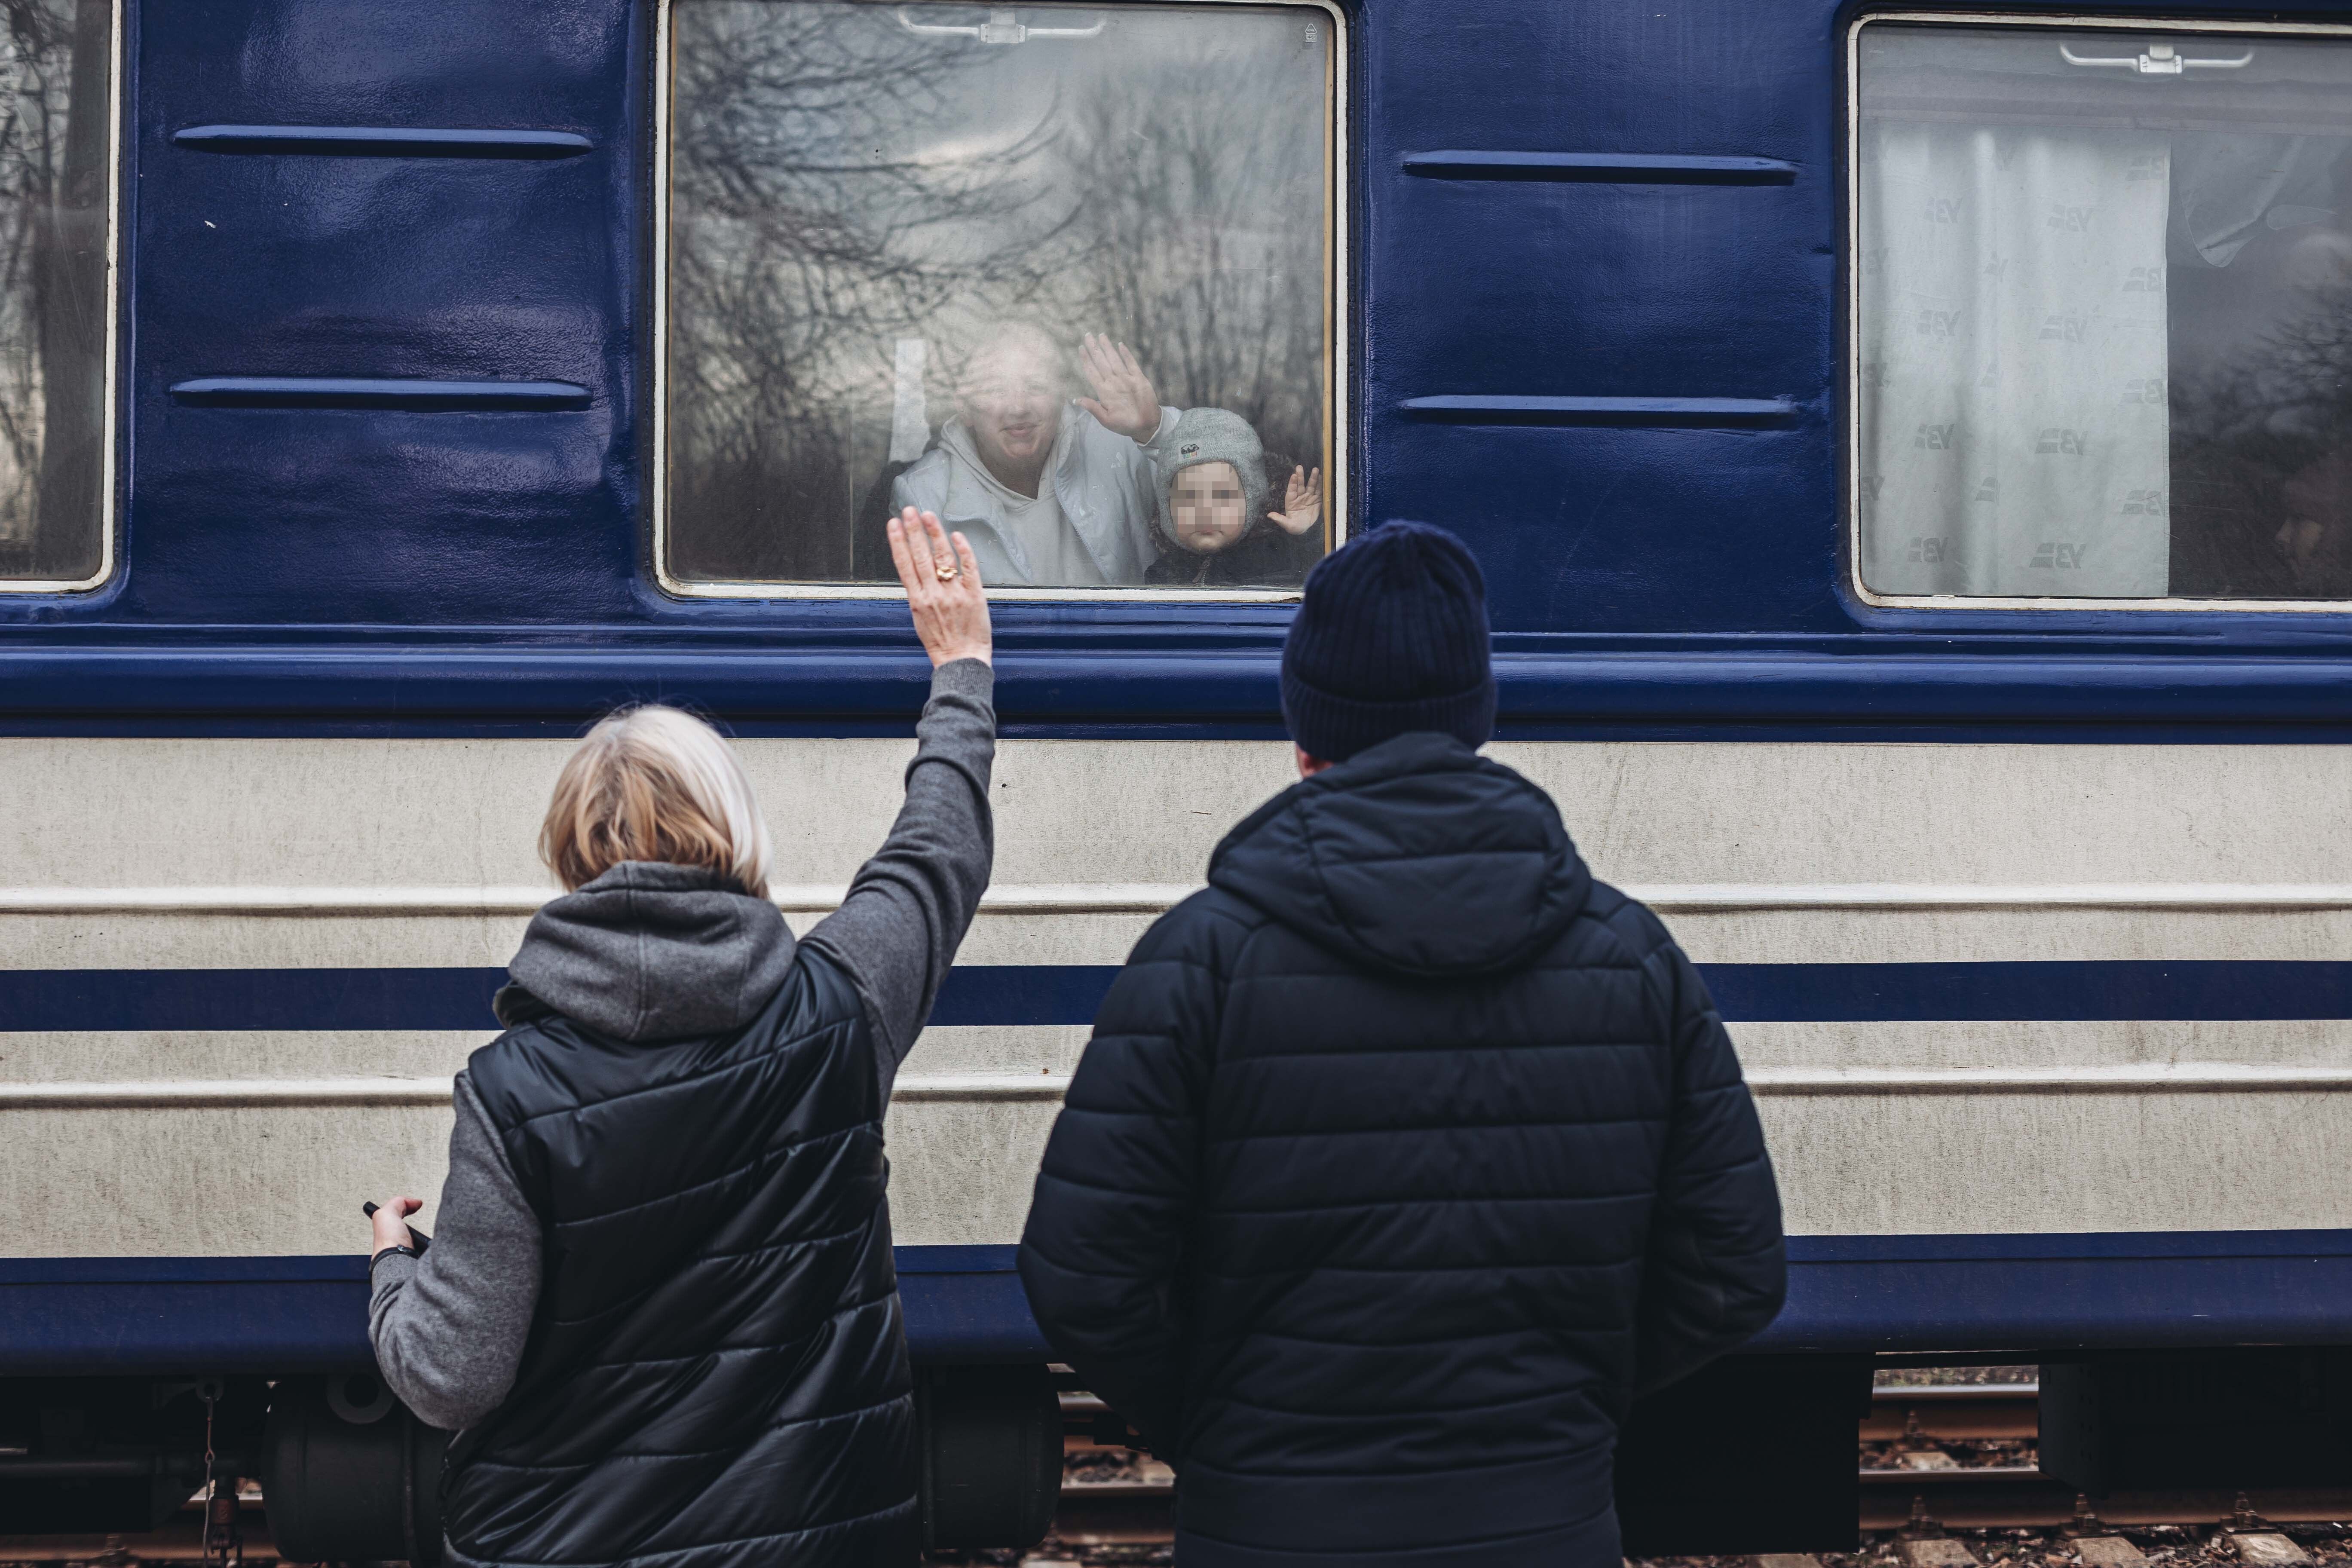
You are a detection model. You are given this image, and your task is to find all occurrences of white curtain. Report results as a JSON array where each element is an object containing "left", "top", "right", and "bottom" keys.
[{"left": 1859, "top": 124, "right": 2171, "bottom": 597}]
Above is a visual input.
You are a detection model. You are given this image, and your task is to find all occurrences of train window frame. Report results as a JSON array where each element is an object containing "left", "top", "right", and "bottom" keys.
[
  {"left": 648, "top": 0, "right": 1351, "bottom": 603},
  {"left": 1845, "top": 10, "right": 2352, "bottom": 615},
  {"left": 0, "top": 0, "right": 123, "bottom": 597}
]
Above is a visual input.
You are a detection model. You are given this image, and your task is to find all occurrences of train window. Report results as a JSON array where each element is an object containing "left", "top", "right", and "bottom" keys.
[
  {"left": 0, "top": 0, "right": 115, "bottom": 591},
  {"left": 656, "top": 0, "right": 1341, "bottom": 598},
  {"left": 1852, "top": 18, "right": 2352, "bottom": 607}
]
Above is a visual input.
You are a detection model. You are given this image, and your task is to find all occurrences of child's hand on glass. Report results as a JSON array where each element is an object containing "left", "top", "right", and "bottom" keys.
[{"left": 1269, "top": 466, "right": 1322, "bottom": 535}]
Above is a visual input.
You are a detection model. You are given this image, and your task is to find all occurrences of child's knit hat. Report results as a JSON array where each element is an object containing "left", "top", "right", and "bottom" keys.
[{"left": 1150, "top": 408, "right": 1271, "bottom": 553}]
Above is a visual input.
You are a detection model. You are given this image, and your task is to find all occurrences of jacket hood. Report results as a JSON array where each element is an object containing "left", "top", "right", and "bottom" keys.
[
  {"left": 1207, "top": 732, "right": 1592, "bottom": 977},
  {"left": 501, "top": 861, "right": 795, "bottom": 1043}
]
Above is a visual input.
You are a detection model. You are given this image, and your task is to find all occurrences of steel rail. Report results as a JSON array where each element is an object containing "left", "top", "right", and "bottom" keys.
[
  {"left": 1864, "top": 1384, "right": 2038, "bottom": 1442},
  {"left": 1859, "top": 1480, "right": 2352, "bottom": 1531},
  {"left": 1057, "top": 1476, "right": 2352, "bottom": 1545}
]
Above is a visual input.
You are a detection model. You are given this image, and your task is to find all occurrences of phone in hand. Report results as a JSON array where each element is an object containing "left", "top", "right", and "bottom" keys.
[{"left": 362, "top": 1200, "right": 432, "bottom": 1253}]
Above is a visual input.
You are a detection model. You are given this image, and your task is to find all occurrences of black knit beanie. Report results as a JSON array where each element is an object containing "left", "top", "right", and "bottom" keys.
[{"left": 1280, "top": 521, "right": 1497, "bottom": 763}]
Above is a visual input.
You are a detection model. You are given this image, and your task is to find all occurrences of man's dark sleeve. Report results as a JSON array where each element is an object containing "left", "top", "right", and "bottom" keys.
[
  {"left": 1017, "top": 908, "right": 1220, "bottom": 1455},
  {"left": 1632, "top": 939, "right": 1788, "bottom": 1395}
]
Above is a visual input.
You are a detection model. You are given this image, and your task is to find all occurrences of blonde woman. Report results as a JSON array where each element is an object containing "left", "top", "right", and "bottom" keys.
[{"left": 364, "top": 508, "right": 992, "bottom": 1568}]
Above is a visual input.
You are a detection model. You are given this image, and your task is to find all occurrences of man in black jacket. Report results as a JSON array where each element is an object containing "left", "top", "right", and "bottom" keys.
[{"left": 1017, "top": 521, "right": 1786, "bottom": 1568}]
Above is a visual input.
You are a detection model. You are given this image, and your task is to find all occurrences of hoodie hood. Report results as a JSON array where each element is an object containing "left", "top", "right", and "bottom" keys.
[
  {"left": 1207, "top": 732, "right": 1592, "bottom": 977},
  {"left": 501, "top": 861, "right": 795, "bottom": 1043},
  {"left": 936, "top": 411, "right": 1076, "bottom": 506}
]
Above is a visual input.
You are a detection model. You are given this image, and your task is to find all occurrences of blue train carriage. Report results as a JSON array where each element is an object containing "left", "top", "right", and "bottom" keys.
[{"left": 0, "top": 0, "right": 2350, "bottom": 1554}]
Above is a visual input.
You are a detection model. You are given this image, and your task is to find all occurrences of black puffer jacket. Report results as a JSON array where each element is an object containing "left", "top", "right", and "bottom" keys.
[
  {"left": 449, "top": 932, "right": 918, "bottom": 1568},
  {"left": 1017, "top": 732, "right": 1785, "bottom": 1568}
]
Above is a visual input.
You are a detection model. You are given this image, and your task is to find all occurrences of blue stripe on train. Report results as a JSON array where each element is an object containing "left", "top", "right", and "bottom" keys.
[
  {"left": 0, "top": 961, "right": 2346, "bottom": 1030},
  {"left": 6, "top": 1233, "right": 2352, "bottom": 1374}
]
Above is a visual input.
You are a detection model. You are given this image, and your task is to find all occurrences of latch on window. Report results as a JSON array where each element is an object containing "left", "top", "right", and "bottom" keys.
[
  {"left": 894, "top": 7, "right": 1106, "bottom": 44},
  {"left": 2058, "top": 40, "right": 2254, "bottom": 76}
]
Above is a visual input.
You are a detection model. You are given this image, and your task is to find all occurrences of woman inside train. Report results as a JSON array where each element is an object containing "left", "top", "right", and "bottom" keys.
[{"left": 361, "top": 505, "right": 995, "bottom": 1568}]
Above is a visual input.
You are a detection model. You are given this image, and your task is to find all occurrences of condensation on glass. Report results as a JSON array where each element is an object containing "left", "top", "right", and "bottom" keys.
[
  {"left": 0, "top": 0, "right": 113, "bottom": 589},
  {"left": 1853, "top": 18, "right": 2352, "bottom": 604},
  {"left": 659, "top": 0, "right": 1337, "bottom": 594}
]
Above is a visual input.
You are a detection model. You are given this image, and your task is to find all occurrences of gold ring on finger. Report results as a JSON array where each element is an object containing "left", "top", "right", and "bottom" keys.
[{"left": 935, "top": 562, "right": 959, "bottom": 582}]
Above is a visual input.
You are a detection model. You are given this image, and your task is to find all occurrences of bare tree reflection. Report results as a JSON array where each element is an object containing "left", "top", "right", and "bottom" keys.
[
  {"left": 0, "top": 0, "right": 109, "bottom": 579},
  {"left": 1056, "top": 48, "right": 1324, "bottom": 469},
  {"left": 2173, "top": 261, "right": 2352, "bottom": 597},
  {"left": 667, "top": 7, "right": 1070, "bottom": 579}
]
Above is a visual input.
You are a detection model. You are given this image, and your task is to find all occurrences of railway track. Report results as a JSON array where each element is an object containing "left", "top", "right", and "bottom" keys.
[
  {"left": 1053, "top": 1476, "right": 2352, "bottom": 1547},
  {"left": 9, "top": 1384, "right": 2352, "bottom": 1561},
  {"left": 1063, "top": 1381, "right": 2048, "bottom": 1456},
  {"left": 1054, "top": 1383, "right": 2352, "bottom": 1545},
  {"left": 1862, "top": 1383, "right": 2039, "bottom": 1442}
]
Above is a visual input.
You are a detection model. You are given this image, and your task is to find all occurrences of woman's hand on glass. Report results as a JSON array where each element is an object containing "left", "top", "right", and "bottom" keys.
[
  {"left": 371, "top": 1195, "right": 422, "bottom": 1256},
  {"left": 1075, "top": 334, "right": 1162, "bottom": 443},
  {"left": 889, "top": 506, "right": 992, "bottom": 668},
  {"left": 1268, "top": 466, "right": 1323, "bottom": 536}
]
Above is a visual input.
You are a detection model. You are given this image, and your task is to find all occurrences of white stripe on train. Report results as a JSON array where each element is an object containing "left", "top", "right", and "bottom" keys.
[
  {"left": 0, "top": 882, "right": 2346, "bottom": 914},
  {"left": 8, "top": 1062, "right": 2352, "bottom": 1108}
]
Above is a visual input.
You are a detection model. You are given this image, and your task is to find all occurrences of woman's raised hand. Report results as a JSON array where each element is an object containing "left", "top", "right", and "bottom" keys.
[
  {"left": 1075, "top": 334, "right": 1162, "bottom": 443},
  {"left": 1268, "top": 466, "right": 1323, "bottom": 536},
  {"left": 888, "top": 506, "right": 992, "bottom": 668}
]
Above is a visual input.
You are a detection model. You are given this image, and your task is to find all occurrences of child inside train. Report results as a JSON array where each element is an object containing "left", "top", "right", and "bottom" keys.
[{"left": 1145, "top": 407, "right": 1326, "bottom": 588}]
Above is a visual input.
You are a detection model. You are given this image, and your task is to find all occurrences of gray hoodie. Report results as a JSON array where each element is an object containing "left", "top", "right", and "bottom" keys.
[
  {"left": 891, "top": 404, "right": 1179, "bottom": 586},
  {"left": 368, "top": 659, "right": 996, "bottom": 1431}
]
